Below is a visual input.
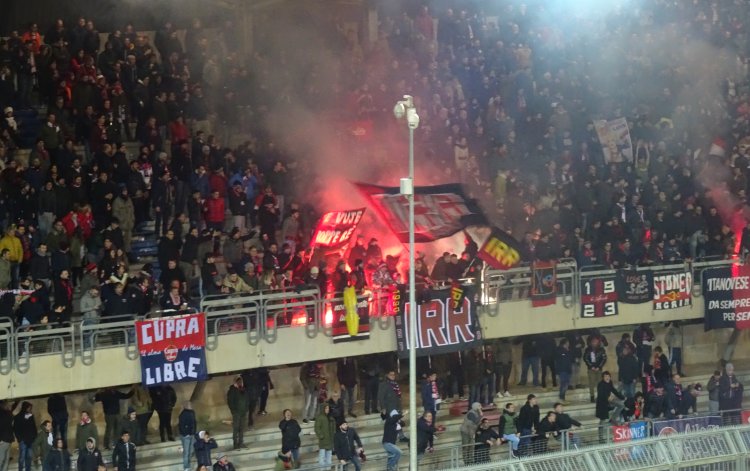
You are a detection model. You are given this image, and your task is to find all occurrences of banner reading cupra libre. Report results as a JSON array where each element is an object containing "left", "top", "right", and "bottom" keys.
[{"left": 135, "top": 313, "right": 208, "bottom": 386}]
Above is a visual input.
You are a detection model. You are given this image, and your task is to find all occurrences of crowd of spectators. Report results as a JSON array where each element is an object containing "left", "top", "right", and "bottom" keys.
[{"left": 0, "top": 0, "right": 748, "bottom": 328}]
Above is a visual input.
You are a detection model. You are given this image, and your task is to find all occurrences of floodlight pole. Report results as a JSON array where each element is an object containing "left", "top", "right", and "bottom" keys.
[{"left": 395, "top": 95, "right": 419, "bottom": 470}]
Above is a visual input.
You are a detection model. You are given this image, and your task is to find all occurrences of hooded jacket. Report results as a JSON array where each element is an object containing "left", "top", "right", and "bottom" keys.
[
  {"left": 314, "top": 405, "right": 336, "bottom": 450},
  {"left": 76, "top": 438, "right": 104, "bottom": 471},
  {"left": 31, "top": 424, "right": 53, "bottom": 461},
  {"left": 194, "top": 431, "right": 218, "bottom": 466},
  {"left": 13, "top": 403, "right": 37, "bottom": 446}
]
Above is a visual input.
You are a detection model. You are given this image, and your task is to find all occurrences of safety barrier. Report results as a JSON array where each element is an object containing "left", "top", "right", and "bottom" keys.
[
  {"left": 0, "top": 257, "right": 741, "bottom": 373},
  {"left": 442, "top": 424, "right": 750, "bottom": 471}
]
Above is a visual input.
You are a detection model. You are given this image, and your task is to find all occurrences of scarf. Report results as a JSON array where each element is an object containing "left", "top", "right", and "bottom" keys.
[
  {"left": 388, "top": 379, "right": 401, "bottom": 397},
  {"left": 80, "top": 416, "right": 91, "bottom": 426},
  {"left": 431, "top": 381, "right": 439, "bottom": 399}
]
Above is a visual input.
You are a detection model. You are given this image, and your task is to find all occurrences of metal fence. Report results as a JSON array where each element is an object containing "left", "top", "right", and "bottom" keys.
[
  {"left": 451, "top": 424, "right": 750, "bottom": 471},
  {"left": 0, "top": 257, "right": 740, "bottom": 373}
]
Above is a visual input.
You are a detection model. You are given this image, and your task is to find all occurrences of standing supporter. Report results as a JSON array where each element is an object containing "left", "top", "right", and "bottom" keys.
[
  {"left": 75, "top": 411, "right": 99, "bottom": 453},
  {"left": 596, "top": 372, "right": 625, "bottom": 440},
  {"left": 150, "top": 384, "right": 177, "bottom": 442},
  {"left": 76, "top": 438, "right": 104, "bottom": 471},
  {"left": 93, "top": 386, "right": 134, "bottom": 449},
  {"left": 178, "top": 402, "right": 197, "bottom": 471},
  {"left": 381, "top": 410, "right": 403, "bottom": 471},
  {"left": 517, "top": 394, "right": 539, "bottom": 456},
  {"left": 337, "top": 357, "right": 358, "bottom": 418},
  {"left": 46, "top": 393, "right": 68, "bottom": 447},
  {"left": 333, "top": 420, "right": 363, "bottom": 471},
  {"left": 226, "top": 376, "right": 248, "bottom": 450},
  {"left": 460, "top": 402, "right": 482, "bottom": 464},
  {"left": 719, "top": 363, "right": 744, "bottom": 424},
  {"left": 13, "top": 401, "right": 36, "bottom": 471},
  {"left": 278, "top": 409, "right": 301, "bottom": 464},
  {"left": 708, "top": 370, "right": 722, "bottom": 413},
  {"left": 314, "top": 404, "right": 336, "bottom": 467},
  {"left": 0, "top": 400, "right": 15, "bottom": 471},
  {"left": 43, "top": 437, "right": 70, "bottom": 471},
  {"left": 583, "top": 336, "right": 607, "bottom": 403},
  {"left": 194, "top": 431, "right": 217, "bottom": 468},
  {"left": 111, "top": 430, "right": 136, "bottom": 471}
]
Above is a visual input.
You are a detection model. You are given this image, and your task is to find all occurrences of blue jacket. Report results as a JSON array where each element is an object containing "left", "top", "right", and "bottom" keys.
[
  {"left": 421, "top": 380, "right": 438, "bottom": 412},
  {"left": 194, "top": 435, "right": 217, "bottom": 466}
]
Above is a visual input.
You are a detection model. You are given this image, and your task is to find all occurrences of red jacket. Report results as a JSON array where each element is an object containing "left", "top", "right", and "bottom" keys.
[
  {"left": 204, "top": 197, "right": 225, "bottom": 223},
  {"left": 62, "top": 210, "right": 93, "bottom": 240},
  {"left": 209, "top": 173, "right": 228, "bottom": 197}
]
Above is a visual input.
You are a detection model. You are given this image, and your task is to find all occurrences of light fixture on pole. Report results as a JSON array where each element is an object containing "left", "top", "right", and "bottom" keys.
[{"left": 394, "top": 94, "right": 419, "bottom": 470}]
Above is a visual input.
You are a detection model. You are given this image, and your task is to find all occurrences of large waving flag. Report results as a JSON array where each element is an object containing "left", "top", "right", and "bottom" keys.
[{"left": 354, "top": 182, "right": 487, "bottom": 243}]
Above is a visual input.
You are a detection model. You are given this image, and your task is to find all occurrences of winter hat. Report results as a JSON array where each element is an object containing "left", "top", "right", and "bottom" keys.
[
  {"left": 471, "top": 402, "right": 482, "bottom": 411},
  {"left": 310, "top": 266, "right": 319, "bottom": 274},
  {"left": 3, "top": 107, "right": 12, "bottom": 114},
  {"left": 198, "top": 431, "right": 206, "bottom": 440},
  {"left": 127, "top": 407, "right": 135, "bottom": 415},
  {"left": 390, "top": 409, "right": 399, "bottom": 417}
]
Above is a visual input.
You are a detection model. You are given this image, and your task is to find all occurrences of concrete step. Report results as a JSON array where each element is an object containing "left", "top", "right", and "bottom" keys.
[{"left": 101, "top": 363, "right": 747, "bottom": 470}]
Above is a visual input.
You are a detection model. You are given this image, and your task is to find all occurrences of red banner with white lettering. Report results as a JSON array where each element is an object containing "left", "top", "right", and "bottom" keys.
[
  {"left": 135, "top": 313, "right": 208, "bottom": 386},
  {"left": 310, "top": 208, "right": 366, "bottom": 248}
]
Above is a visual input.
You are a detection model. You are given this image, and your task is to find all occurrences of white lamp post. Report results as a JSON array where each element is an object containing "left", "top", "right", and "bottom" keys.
[{"left": 394, "top": 95, "right": 419, "bottom": 470}]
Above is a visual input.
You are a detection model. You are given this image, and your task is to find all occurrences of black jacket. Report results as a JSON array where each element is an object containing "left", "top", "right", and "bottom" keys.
[
  {"left": 94, "top": 389, "right": 133, "bottom": 416},
  {"left": 555, "top": 412, "right": 581, "bottom": 430},
  {"left": 111, "top": 439, "right": 136, "bottom": 471},
  {"left": 44, "top": 448, "right": 71, "bottom": 471},
  {"left": 416, "top": 416, "right": 436, "bottom": 453},
  {"left": 381, "top": 412, "right": 403, "bottom": 445},
  {"left": 178, "top": 409, "right": 196, "bottom": 436},
  {"left": 12, "top": 411, "right": 37, "bottom": 446},
  {"left": 213, "top": 462, "right": 237, "bottom": 471},
  {"left": 333, "top": 428, "right": 362, "bottom": 461},
  {"left": 618, "top": 353, "right": 640, "bottom": 384},
  {"left": 0, "top": 407, "right": 13, "bottom": 443},
  {"left": 76, "top": 446, "right": 104, "bottom": 471},
  {"left": 517, "top": 402, "right": 540, "bottom": 431},
  {"left": 583, "top": 346, "right": 607, "bottom": 370},
  {"left": 554, "top": 346, "right": 573, "bottom": 374},
  {"left": 596, "top": 380, "right": 624, "bottom": 420},
  {"left": 279, "top": 418, "right": 301, "bottom": 451}
]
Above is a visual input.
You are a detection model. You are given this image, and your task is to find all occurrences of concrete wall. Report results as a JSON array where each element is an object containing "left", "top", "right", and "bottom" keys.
[{"left": 0, "top": 295, "right": 722, "bottom": 400}]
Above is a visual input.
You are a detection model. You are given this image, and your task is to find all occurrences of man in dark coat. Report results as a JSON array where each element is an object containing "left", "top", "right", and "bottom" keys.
[
  {"left": 111, "top": 430, "right": 136, "bottom": 471},
  {"left": 517, "top": 394, "right": 539, "bottom": 455},
  {"left": 719, "top": 363, "right": 744, "bottom": 424},
  {"left": 333, "top": 420, "right": 363, "bottom": 471},
  {"left": 596, "top": 371, "right": 624, "bottom": 442}
]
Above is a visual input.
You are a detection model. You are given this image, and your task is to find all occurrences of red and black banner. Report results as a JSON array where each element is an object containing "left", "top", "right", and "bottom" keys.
[
  {"left": 310, "top": 208, "right": 366, "bottom": 248},
  {"left": 703, "top": 264, "right": 750, "bottom": 330},
  {"left": 531, "top": 262, "right": 557, "bottom": 307},
  {"left": 331, "top": 295, "right": 371, "bottom": 342},
  {"left": 354, "top": 183, "right": 488, "bottom": 243},
  {"left": 653, "top": 270, "right": 692, "bottom": 310},
  {"left": 580, "top": 277, "right": 618, "bottom": 318},
  {"left": 393, "top": 285, "right": 482, "bottom": 358},
  {"left": 477, "top": 227, "right": 523, "bottom": 270}
]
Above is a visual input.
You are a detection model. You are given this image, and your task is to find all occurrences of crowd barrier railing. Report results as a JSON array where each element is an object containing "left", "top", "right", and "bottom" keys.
[
  {"left": 0, "top": 316, "right": 14, "bottom": 375},
  {"left": 0, "top": 257, "right": 743, "bottom": 373}
]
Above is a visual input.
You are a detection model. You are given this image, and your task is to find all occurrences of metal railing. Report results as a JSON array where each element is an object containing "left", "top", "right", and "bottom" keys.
[
  {"left": 455, "top": 424, "right": 750, "bottom": 471},
  {"left": 0, "top": 257, "right": 742, "bottom": 373}
]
